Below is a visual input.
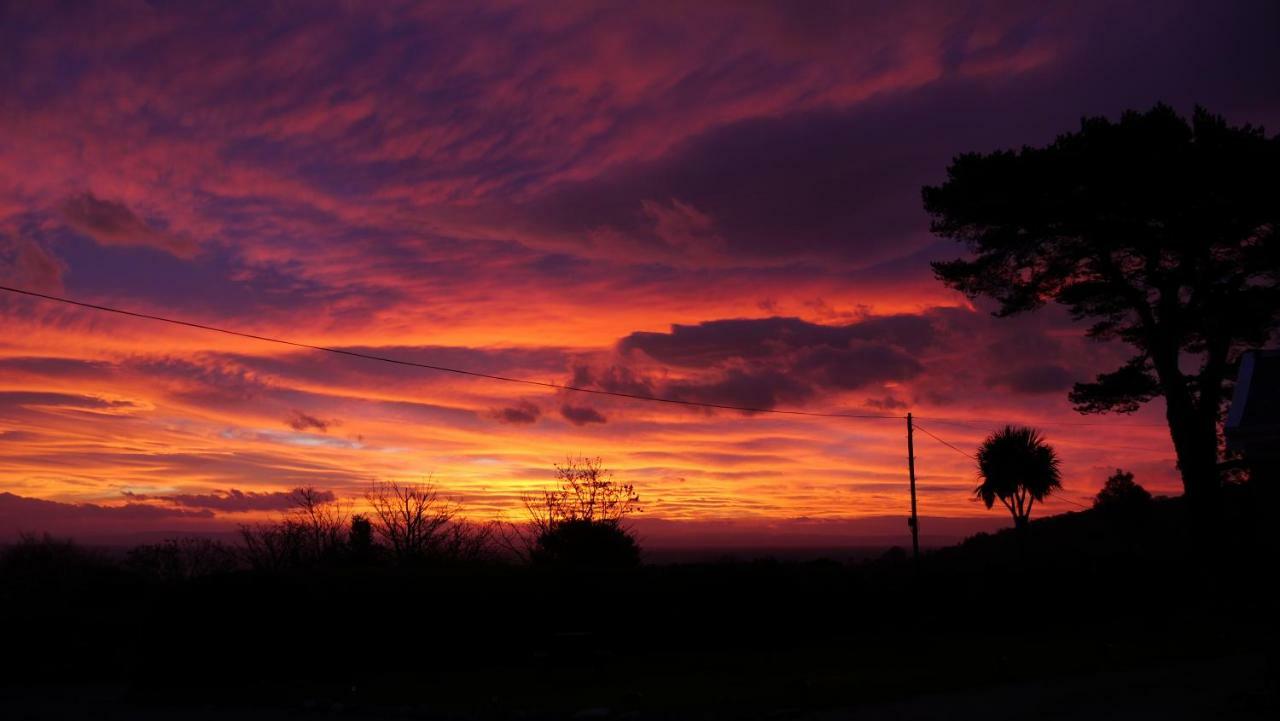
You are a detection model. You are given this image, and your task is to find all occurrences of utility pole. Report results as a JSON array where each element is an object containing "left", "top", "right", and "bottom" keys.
[{"left": 906, "top": 412, "right": 920, "bottom": 569}]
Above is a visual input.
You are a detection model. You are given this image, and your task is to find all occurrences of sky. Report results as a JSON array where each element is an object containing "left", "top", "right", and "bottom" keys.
[{"left": 1, "top": 0, "right": 1277, "bottom": 546}]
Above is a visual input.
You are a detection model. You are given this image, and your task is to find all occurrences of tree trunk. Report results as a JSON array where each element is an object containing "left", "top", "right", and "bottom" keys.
[
  {"left": 1162, "top": 381, "right": 1221, "bottom": 511},
  {"left": 1152, "top": 349, "right": 1221, "bottom": 512}
]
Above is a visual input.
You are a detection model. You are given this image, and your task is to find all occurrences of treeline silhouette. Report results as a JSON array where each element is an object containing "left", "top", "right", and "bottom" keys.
[
  {"left": 94, "top": 456, "right": 644, "bottom": 579},
  {"left": 1, "top": 467, "right": 1274, "bottom": 718},
  {"left": 233, "top": 481, "right": 497, "bottom": 572}
]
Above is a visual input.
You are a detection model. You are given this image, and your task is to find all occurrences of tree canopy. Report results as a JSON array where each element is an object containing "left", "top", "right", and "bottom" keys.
[
  {"left": 1093, "top": 468, "right": 1153, "bottom": 515},
  {"left": 925, "top": 105, "right": 1280, "bottom": 503}
]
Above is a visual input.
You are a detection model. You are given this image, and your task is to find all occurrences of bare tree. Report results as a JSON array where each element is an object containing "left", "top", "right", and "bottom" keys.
[
  {"left": 287, "top": 486, "right": 351, "bottom": 559},
  {"left": 127, "top": 538, "right": 238, "bottom": 580},
  {"left": 523, "top": 456, "right": 641, "bottom": 534},
  {"left": 238, "top": 486, "right": 350, "bottom": 569},
  {"left": 365, "top": 479, "right": 458, "bottom": 563},
  {"left": 238, "top": 520, "right": 311, "bottom": 571},
  {"left": 439, "top": 519, "right": 498, "bottom": 563},
  {"left": 503, "top": 456, "right": 643, "bottom": 566}
]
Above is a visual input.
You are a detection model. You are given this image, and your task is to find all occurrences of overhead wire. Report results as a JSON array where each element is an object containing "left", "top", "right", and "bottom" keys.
[
  {"left": 0, "top": 284, "right": 1178, "bottom": 454},
  {"left": 1, "top": 284, "right": 1136, "bottom": 514},
  {"left": 912, "top": 422, "right": 975, "bottom": 459},
  {"left": 0, "top": 284, "right": 904, "bottom": 420},
  {"left": 913, "top": 414, "right": 1167, "bottom": 429}
]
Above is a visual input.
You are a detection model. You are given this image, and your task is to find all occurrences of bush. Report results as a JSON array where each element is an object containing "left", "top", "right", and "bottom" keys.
[
  {"left": 506, "top": 456, "right": 643, "bottom": 567},
  {"left": 531, "top": 519, "right": 640, "bottom": 568},
  {"left": 1093, "top": 469, "right": 1153, "bottom": 515}
]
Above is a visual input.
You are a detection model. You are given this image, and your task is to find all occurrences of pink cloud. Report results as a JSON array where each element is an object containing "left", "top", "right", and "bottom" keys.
[{"left": 59, "top": 192, "right": 198, "bottom": 258}]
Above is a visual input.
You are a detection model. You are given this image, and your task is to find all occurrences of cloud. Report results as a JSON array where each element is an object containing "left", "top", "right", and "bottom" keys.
[
  {"left": 285, "top": 410, "right": 333, "bottom": 432},
  {"left": 560, "top": 404, "right": 607, "bottom": 426},
  {"left": 221, "top": 345, "right": 571, "bottom": 395},
  {"left": 597, "top": 314, "right": 927, "bottom": 411},
  {"left": 619, "top": 315, "right": 935, "bottom": 367},
  {"left": 506, "top": 104, "right": 953, "bottom": 266},
  {"left": 789, "top": 343, "right": 923, "bottom": 390},
  {"left": 0, "top": 235, "right": 64, "bottom": 290},
  {"left": 0, "top": 492, "right": 214, "bottom": 537},
  {"left": 122, "top": 487, "right": 332, "bottom": 513},
  {"left": 864, "top": 395, "right": 908, "bottom": 410},
  {"left": 0, "top": 390, "right": 149, "bottom": 415},
  {"left": 570, "top": 364, "right": 655, "bottom": 396},
  {"left": 663, "top": 368, "right": 811, "bottom": 411},
  {"left": 59, "top": 192, "right": 197, "bottom": 258},
  {"left": 637, "top": 198, "right": 725, "bottom": 257},
  {"left": 989, "top": 364, "right": 1076, "bottom": 395},
  {"left": 491, "top": 401, "right": 541, "bottom": 425}
]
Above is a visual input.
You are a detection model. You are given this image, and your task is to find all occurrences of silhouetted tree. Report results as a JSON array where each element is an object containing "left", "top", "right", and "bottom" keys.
[
  {"left": 925, "top": 105, "right": 1280, "bottom": 509},
  {"left": 287, "top": 486, "right": 351, "bottom": 559},
  {"left": 525, "top": 456, "right": 641, "bottom": 532},
  {"left": 238, "top": 520, "right": 312, "bottom": 571},
  {"left": 0, "top": 532, "right": 111, "bottom": 582},
  {"left": 438, "top": 519, "right": 498, "bottom": 563},
  {"left": 239, "top": 486, "right": 350, "bottom": 569},
  {"left": 531, "top": 519, "right": 640, "bottom": 568},
  {"left": 348, "top": 514, "right": 376, "bottom": 564},
  {"left": 975, "top": 426, "right": 1063, "bottom": 530},
  {"left": 365, "top": 479, "right": 457, "bottom": 563},
  {"left": 1093, "top": 468, "right": 1153, "bottom": 515},
  {"left": 512, "top": 456, "right": 642, "bottom": 568},
  {"left": 126, "top": 538, "right": 238, "bottom": 580}
]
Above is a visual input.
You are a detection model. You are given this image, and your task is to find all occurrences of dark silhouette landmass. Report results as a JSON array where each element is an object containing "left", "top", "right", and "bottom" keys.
[{"left": 1, "top": 484, "right": 1274, "bottom": 720}]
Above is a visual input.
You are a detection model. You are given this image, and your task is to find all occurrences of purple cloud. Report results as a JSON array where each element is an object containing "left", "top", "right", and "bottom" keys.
[
  {"left": 0, "top": 492, "right": 213, "bottom": 539},
  {"left": 59, "top": 192, "right": 197, "bottom": 258},
  {"left": 560, "top": 404, "right": 607, "bottom": 426},
  {"left": 122, "top": 488, "right": 333, "bottom": 513},
  {"left": 491, "top": 401, "right": 541, "bottom": 425},
  {"left": 989, "top": 365, "right": 1077, "bottom": 395},
  {"left": 285, "top": 410, "right": 333, "bottom": 433}
]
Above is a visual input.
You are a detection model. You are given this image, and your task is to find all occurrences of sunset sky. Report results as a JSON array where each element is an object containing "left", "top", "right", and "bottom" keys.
[{"left": 1, "top": 1, "right": 1277, "bottom": 545}]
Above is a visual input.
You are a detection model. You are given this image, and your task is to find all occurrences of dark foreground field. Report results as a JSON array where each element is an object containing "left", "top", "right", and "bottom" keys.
[{"left": 2, "top": 495, "right": 1276, "bottom": 720}]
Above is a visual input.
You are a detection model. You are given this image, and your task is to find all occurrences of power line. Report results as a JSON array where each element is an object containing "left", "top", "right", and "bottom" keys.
[
  {"left": 912, "top": 423, "right": 975, "bottom": 459},
  {"left": 917, "top": 417, "right": 1172, "bottom": 454},
  {"left": 914, "top": 414, "right": 1167, "bottom": 429},
  {"left": 1049, "top": 494, "right": 1092, "bottom": 510},
  {"left": 0, "top": 284, "right": 905, "bottom": 421},
  {"left": 3, "top": 285, "right": 1115, "bottom": 520}
]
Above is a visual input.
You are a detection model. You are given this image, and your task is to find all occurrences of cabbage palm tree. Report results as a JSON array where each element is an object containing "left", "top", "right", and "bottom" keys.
[{"left": 975, "top": 426, "right": 1062, "bottom": 529}]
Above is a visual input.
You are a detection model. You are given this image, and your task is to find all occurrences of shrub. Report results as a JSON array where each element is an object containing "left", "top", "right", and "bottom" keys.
[
  {"left": 1093, "top": 469, "right": 1153, "bottom": 515},
  {"left": 507, "top": 456, "right": 642, "bottom": 568},
  {"left": 531, "top": 518, "right": 641, "bottom": 568}
]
